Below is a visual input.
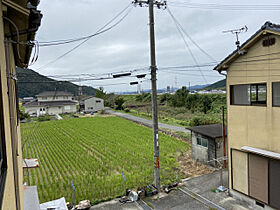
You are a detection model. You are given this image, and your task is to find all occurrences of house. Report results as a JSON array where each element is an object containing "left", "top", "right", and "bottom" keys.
[
  {"left": 80, "top": 96, "right": 104, "bottom": 113},
  {"left": 0, "top": 1, "right": 42, "bottom": 210},
  {"left": 188, "top": 124, "right": 227, "bottom": 167},
  {"left": 214, "top": 21, "right": 280, "bottom": 209},
  {"left": 24, "top": 91, "right": 78, "bottom": 116}
]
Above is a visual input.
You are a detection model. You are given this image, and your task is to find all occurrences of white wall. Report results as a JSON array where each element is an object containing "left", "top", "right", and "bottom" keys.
[{"left": 84, "top": 97, "right": 104, "bottom": 112}]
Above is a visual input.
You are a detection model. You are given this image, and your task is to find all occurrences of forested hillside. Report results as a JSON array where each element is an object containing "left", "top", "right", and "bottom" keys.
[{"left": 16, "top": 68, "right": 97, "bottom": 98}]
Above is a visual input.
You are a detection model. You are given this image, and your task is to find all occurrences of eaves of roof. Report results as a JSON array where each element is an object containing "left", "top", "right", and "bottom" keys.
[{"left": 214, "top": 21, "right": 280, "bottom": 72}]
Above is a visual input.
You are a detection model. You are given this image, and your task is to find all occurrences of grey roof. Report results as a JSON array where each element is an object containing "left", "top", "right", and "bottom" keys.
[
  {"left": 36, "top": 91, "right": 73, "bottom": 97},
  {"left": 188, "top": 124, "right": 227, "bottom": 139},
  {"left": 81, "top": 96, "right": 103, "bottom": 102},
  {"left": 24, "top": 100, "right": 77, "bottom": 107},
  {"left": 214, "top": 21, "right": 280, "bottom": 71}
]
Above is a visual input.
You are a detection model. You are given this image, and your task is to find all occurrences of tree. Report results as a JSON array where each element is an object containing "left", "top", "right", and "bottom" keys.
[
  {"left": 171, "top": 86, "right": 189, "bottom": 107},
  {"left": 200, "top": 95, "right": 212, "bottom": 114},
  {"left": 115, "top": 97, "right": 125, "bottom": 110},
  {"left": 186, "top": 93, "right": 200, "bottom": 113},
  {"left": 95, "top": 87, "right": 106, "bottom": 99}
]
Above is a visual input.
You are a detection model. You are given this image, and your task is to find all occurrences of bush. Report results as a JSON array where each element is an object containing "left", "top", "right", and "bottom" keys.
[
  {"left": 37, "top": 115, "right": 51, "bottom": 122},
  {"left": 189, "top": 116, "right": 219, "bottom": 127},
  {"left": 19, "top": 111, "right": 30, "bottom": 121},
  {"left": 115, "top": 97, "right": 125, "bottom": 110},
  {"left": 124, "top": 108, "right": 130, "bottom": 113},
  {"left": 135, "top": 93, "right": 151, "bottom": 102}
]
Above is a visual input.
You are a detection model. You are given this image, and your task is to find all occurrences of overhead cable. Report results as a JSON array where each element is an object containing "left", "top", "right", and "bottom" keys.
[
  {"left": 167, "top": 7, "right": 207, "bottom": 83},
  {"left": 36, "top": 3, "right": 133, "bottom": 71},
  {"left": 168, "top": 1, "right": 280, "bottom": 10}
]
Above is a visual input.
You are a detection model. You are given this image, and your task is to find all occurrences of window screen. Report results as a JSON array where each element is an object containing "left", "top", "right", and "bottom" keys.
[
  {"left": 230, "top": 85, "right": 250, "bottom": 105},
  {"left": 272, "top": 82, "right": 280, "bottom": 106}
]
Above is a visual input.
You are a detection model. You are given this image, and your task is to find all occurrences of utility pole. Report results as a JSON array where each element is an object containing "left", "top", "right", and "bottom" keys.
[
  {"left": 133, "top": 0, "right": 166, "bottom": 191},
  {"left": 222, "top": 106, "right": 226, "bottom": 168}
]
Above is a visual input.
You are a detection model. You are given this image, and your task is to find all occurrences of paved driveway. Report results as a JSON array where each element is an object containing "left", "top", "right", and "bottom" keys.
[{"left": 105, "top": 109, "right": 190, "bottom": 134}]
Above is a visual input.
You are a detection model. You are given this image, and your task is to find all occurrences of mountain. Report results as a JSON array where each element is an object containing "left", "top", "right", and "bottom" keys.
[
  {"left": 16, "top": 68, "right": 97, "bottom": 98},
  {"left": 202, "top": 79, "right": 226, "bottom": 90}
]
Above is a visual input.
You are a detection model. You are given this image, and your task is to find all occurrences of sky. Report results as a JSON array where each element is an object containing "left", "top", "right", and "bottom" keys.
[{"left": 31, "top": 0, "right": 280, "bottom": 93}]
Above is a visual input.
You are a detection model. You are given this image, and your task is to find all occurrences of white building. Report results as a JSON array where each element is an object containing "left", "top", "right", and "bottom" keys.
[
  {"left": 24, "top": 91, "right": 78, "bottom": 116},
  {"left": 80, "top": 96, "right": 104, "bottom": 112}
]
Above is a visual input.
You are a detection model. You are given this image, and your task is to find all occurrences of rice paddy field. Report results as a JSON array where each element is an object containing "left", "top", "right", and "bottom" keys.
[{"left": 21, "top": 116, "right": 189, "bottom": 203}]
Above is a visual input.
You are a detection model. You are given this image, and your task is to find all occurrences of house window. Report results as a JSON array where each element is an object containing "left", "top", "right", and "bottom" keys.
[
  {"left": 272, "top": 82, "right": 280, "bottom": 106},
  {"left": 96, "top": 100, "right": 101, "bottom": 103},
  {"left": 197, "top": 135, "right": 208, "bottom": 148},
  {"left": 250, "top": 84, "right": 266, "bottom": 105},
  {"left": 63, "top": 96, "right": 68, "bottom": 100},
  {"left": 230, "top": 83, "right": 266, "bottom": 106}
]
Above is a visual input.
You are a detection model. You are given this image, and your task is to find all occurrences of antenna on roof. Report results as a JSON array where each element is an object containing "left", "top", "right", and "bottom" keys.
[{"left": 223, "top": 26, "right": 248, "bottom": 50}]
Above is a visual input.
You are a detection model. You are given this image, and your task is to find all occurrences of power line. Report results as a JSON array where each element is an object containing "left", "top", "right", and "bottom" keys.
[
  {"left": 167, "top": 8, "right": 216, "bottom": 62},
  {"left": 167, "top": 7, "right": 207, "bottom": 83},
  {"left": 36, "top": 4, "right": 133, "bottom": 71},
  {"left": 38, "top": 3, "right": 133, "bottom": 47},
  {"left": 168, "top": 1, "right": 280, "bottom": 11}
]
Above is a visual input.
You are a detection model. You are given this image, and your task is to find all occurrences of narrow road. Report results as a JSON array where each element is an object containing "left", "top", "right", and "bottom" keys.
[{"left": 105, "top": 109, "right": 190, "bottom": 134}]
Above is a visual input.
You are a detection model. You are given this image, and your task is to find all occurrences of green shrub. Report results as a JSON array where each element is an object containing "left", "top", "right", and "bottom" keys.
[
  {"left": 37, "top": 115, "right": 51, "bottom": 122},
  {"left": 189, "top": 116, "right": 219, "bottom": 126}
]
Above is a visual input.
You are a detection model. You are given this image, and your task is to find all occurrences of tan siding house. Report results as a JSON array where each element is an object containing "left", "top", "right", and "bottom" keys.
[
  {"left": 215, "top": 21, "right": 280, "bottom": 209},
  {"left": 0, "top": 1, "right": 42, "bottom": 210}
]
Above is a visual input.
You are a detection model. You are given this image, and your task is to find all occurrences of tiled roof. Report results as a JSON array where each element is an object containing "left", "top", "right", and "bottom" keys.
[
  {"left": 24, "top": 100, "right": 77, "bottom": 107},
  {"left": 188, "top": 124, "right": 227, "bottom": 139},
  {"left": 36, "top": 91, "right": 73, "bottom": 97}
]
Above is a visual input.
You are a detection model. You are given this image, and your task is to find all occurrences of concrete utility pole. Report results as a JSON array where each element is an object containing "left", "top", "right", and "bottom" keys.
[{"left": 133, "top": 0, "right": 166, "bottom": 191}]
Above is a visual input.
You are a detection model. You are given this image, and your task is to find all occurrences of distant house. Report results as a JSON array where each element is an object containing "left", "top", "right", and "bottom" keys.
[
  {"left": 24, "top": 91, "right": 78, "bottom": 116},
  {"left": 188, "top": 124, "right": 227, "bottom": 167},
  {"left": 80, "top": 96, "right": 104, "bottom": 112},
  {"left": 21, "top": 97, "right": 34, "bottom": 105}
]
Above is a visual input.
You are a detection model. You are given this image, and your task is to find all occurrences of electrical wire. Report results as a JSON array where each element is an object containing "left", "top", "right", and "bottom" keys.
[
  {"left": 167, "top": 8, "right": 216, "bottom": 62},
  {"left": 166, "top": 7, "right": 207, "bottom": 83},
  {"left": 36, "top": 5, "right": 133, "bottom": 71},
  {"left": 168, "top": 1, "right": 280, "bottom": 11},
  {"left": 3, "top": 17, "right": 23, "bottom": 63}
]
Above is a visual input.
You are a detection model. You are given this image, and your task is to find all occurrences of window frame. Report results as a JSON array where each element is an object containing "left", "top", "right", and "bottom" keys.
[
  {"left": 230, "top": 83, "right": 267, "bottom": 106},
  {"left": 196, "top": 134, "right": 208, "bottom": 148}
]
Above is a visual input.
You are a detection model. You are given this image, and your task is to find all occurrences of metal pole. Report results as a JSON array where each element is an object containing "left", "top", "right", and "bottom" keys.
[
  {"left": 222, "top": 106, "right": 226, "bottom": 168},
  {"left": 149, "top": 0, "right": 160, "bottom": 191}
]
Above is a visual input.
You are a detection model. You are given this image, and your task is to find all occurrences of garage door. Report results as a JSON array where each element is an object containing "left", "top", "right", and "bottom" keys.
[
  {"left": 269, "top": 159, "right": 280, "bottom": 209},
  {"left": 248, "top": 154, "right": 268, "bottom": 203}
]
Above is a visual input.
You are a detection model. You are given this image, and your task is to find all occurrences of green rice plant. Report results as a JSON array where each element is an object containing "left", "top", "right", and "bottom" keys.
[{"left": 21, "top": 116, "right": 189, "bottom": 203}]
